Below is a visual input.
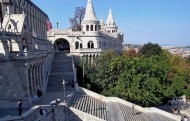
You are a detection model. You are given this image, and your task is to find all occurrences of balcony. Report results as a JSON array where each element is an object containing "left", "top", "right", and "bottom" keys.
[{"left": 9, "top": 50, "right": 47, "bottom": 60}]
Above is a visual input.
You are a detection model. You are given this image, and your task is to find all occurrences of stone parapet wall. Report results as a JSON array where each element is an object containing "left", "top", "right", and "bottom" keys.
[
  {"left": 0, "top": 105, "right": 66, "bottom": 121},
  {"left": 0, "top": 61, "right": 25, "bottom": 100}
]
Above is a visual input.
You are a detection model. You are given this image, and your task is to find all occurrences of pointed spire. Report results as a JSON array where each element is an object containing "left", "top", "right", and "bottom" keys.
[
  {"left": 83, "top": 0, "right": 97, "bottom": 21},
  {"left": 106, "top": 8, "right": 116, "bottom": 26},
  {"left": 100, "top": 16, "right": 104, "bottom": 25}
]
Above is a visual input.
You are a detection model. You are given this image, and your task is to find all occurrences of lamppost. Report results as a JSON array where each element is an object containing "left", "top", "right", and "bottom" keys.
[
  {"left": 62, "top": 79, "right": 66, "bottom": 103},
  {"left": 62, "top": 79, "right": 68, "bottom": 121}
]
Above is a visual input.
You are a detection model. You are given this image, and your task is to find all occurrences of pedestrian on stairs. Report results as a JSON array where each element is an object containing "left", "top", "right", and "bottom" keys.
[
  {"left": 132, "top": 104, "right": 135, "bottom": 115},
  {"left": 17, "top": 99, "right": 23, "bottom": 116}
]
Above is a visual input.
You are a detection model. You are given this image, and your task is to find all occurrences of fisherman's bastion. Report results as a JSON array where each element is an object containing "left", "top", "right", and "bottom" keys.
[{"left": 0, "top": 0, "right": 187, "bottom": 121}]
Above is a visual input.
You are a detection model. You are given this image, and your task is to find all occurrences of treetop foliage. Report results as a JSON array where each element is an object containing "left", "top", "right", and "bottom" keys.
[{"left": 78, "top": 43, "right": 190, "bottom": 107}]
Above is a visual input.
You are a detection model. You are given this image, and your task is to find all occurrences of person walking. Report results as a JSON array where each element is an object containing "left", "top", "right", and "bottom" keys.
[
  {"left": 183, "top": 116, "right": 187, "bottom": 121},
  {"left": 17, "top": 99, "right": 23, "bottom": 115},
  {"left": 132, "top": 104, "right": 135, "bottom": 115}
]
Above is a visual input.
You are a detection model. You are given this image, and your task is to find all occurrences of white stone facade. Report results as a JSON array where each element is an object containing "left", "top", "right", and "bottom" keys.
[
  {"left": 47, "top": 0, "right": 124, "bottom": 64},
  {"left": 0, "top": 0, "right": 53, "bottom": 107}
]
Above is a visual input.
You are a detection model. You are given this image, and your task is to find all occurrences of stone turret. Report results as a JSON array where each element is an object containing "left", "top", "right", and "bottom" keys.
[
  {"left": 81, "top": 0, "right": 100, "bottom": 35},
  {"left": 105, "top": 8, "right": 118, "bottom": 34},
  {"left": 100, "top": 17, "right": 105, "bottom": 31}
]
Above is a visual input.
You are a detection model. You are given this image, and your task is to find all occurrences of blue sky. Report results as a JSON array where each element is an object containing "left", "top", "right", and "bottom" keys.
[{"left": 32, "top": 0, "right": 190, "bottom": 46}]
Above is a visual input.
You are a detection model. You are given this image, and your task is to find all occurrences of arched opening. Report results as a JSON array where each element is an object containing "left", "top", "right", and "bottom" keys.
[
  {"left": 75, "top": 41, "right": 79, "bottom": 49},
  {"left": 54, "top": 38, "right": 70, "bottom": 53},
  {"left": 86, "top": 25, "right": 89, "bottom": 31},
  {"left": 87, "top": 41, "right": 94, "bottom": 49},
  {"left": 90, "top": 25, "right": 93, "bottom": 31},
  {"left": 22, "top": 37, "right": 29, "bottom": 51},
  {"left": 95, "top": 25, "right": 97, "bottom": 31},
  {"left": 80, "top": 43, "right": 83, "bottom": 48}
]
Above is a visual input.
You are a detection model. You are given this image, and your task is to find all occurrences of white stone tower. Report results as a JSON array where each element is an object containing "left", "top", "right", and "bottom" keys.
[
  {"left": 100, "top": 17, "right": 105, "bottom": 31},
  {"left": 81, "top": 0, "right": 100, "bottom": 35},
  {"left": 105, "top": 8, "right": 118, "bottom": 35}
]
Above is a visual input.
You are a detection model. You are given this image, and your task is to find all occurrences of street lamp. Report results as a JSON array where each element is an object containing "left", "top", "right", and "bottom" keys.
[
  {"left": 62, "top": 79, "right": 67, "bottom": 121},
  {"left": 62, "top": 79, "right": 66, "bottom": 103}
]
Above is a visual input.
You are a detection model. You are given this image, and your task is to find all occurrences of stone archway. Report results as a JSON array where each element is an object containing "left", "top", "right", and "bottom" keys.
[{"left": 54, "top": 38, "right": 70, "bottom": 53}]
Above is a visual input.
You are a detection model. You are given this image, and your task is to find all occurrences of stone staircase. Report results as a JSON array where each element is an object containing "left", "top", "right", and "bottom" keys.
[
  {"left": 69, "top": 92, "right": 108, "bottom": 120},
  {"left": 46, "top": 52, "right": 74, "bottom": 92},
  {"left": 119, "top": 103, "right": 176, "bottom": 121},
  {"left": 69, "top": 91, "right": 178, "bottom": 121}
]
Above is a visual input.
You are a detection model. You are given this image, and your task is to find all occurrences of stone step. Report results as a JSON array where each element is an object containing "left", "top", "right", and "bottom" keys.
[{"left": 69, "top": 92, "right": 108, "bottom": 120}]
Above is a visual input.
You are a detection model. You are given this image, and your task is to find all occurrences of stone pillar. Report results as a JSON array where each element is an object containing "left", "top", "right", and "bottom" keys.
[
  {"left": 39, "top": 64, "right": 44, "bottom": 90},
  {"left": 32, "top": 66, "right": 37, "bottom": 95},
  {"left": 36, "top": 65, "right": 40, "bottom": 90},
  {"left": 29, "top": 67, "right": 34, "bottom": 97},
  {"left": 91, "top": 55, "right": 94, "bottom": 66},
  {"left": 41, "top": 64, "right": 45, "bottom": 92},
  {"left": 88, "top": 55, "right": 91, "bottom": 66}
]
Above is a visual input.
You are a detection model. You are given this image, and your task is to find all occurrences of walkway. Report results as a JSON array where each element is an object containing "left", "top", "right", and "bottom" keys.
[{"left": 46, "top": 52, "right": 75, "bottom": 92}]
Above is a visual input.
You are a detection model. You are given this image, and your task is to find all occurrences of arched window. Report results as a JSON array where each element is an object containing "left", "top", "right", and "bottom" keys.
[
  {"left": 86, "top": 25, "right": 89, "bottom": 31},
  {"left": 95, "top": 25, "right": 97, "bottom": 31},
  {"left": 22, "top": 38, "right": 28, "bottom": 51},
  {"left": 88, "top": 42, "right": 90, "bottom": 48},
  {"left": 87, "top": 41, "right": 94, "bottom": 48},
  {"left": 90, "top": 25, "right": 93, "bottom": 31},
  {"left": 75, "top": 41, "right": 79, "bottom": 49},
  {"left": 80, "top": 43, "right": 83, "bottom": 48}
]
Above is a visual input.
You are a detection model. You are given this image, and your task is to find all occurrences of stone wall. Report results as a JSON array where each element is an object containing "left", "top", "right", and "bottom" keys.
[{"left": 0, "top": 61, "right": 25, "bottom": 99}]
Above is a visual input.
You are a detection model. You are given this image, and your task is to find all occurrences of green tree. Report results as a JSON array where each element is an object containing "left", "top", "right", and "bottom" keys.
[{"left": 139, "top": 43, "right": 162, "bottom": 57}]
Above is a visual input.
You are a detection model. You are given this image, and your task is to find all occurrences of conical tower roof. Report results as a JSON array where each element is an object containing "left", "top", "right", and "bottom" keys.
[
  {"left": 100, "top": 16, "right": 104, "bottom": 25},
  {"left": 83, "top": 0, "right": 98, "bottom": 21},
  {"left": 106, "top": 8, "right": 116, "bottom": 26}
]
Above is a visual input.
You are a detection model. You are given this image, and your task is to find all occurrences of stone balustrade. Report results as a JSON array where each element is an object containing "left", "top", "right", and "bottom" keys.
[
  {"left": 0, "top": 105, "right": 66, "bottom": 121},
  {"left": 9, "top": 50, "right": 47, "bottom": 60},
  {"left": 78, "top": 48, "right": 105, "bottom": 53}
]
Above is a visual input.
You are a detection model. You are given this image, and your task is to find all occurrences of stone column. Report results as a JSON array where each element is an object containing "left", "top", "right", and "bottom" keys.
[
  {"left": 32, "top": 66, "right": 37, "bottom": 95},
  {"left": 88, "top": 55, "right": 91, "bottom": 66},
  {"left": 36, "top": 65, "right": 40, "bottom": 90},
  {"left": 29, "top": 67, "right": 34, "bottom": 97},
  {"left": 91, "top": 55, "right": 94, "bottom": 66},
  {"left": 39, "top": 64, "right": 44, "bottom": 90},
  {"left": 41, "top": 64, "right": 45, "bottom": 92}
]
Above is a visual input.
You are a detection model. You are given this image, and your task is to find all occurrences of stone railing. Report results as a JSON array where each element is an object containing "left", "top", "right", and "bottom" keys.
[
  {"left": 77, "top": 87, "right": 181, "bottom": 121},
  {"left": 78, "top": 48, "right": 105, "bottom": 53},
  {"left": 0, "top": 105, "right": 66, "bottom": 121},
  {"left": 68, "top": 31, "right": 84, "bottom": 36},
  {"left": 9, "top": 50, "right": 47, "bottom": 60}
]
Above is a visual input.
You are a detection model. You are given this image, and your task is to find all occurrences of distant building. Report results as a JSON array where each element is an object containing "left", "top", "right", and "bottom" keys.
[{"left": 123, "top": 44, "right": 142, "bottom": 52}]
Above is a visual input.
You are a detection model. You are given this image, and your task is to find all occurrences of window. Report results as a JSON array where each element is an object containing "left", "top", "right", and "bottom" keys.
[
  {"left": 87, "top": 41, "right": 94, "bottom": 48},
  {"left": 90, "top": 25, "right": 93, "bottom": 31},
  {"left": 75, "top": 42, "right": 79, "bottom": 49},
  {"left": 95, "top": 25, "right": 97, "bottom": 31},
  {"left": 86, "top": 25, "right": 89, "bottom": 31},
  {"left": 80, "top": 43, "right": 83, "bottom": 48}
]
